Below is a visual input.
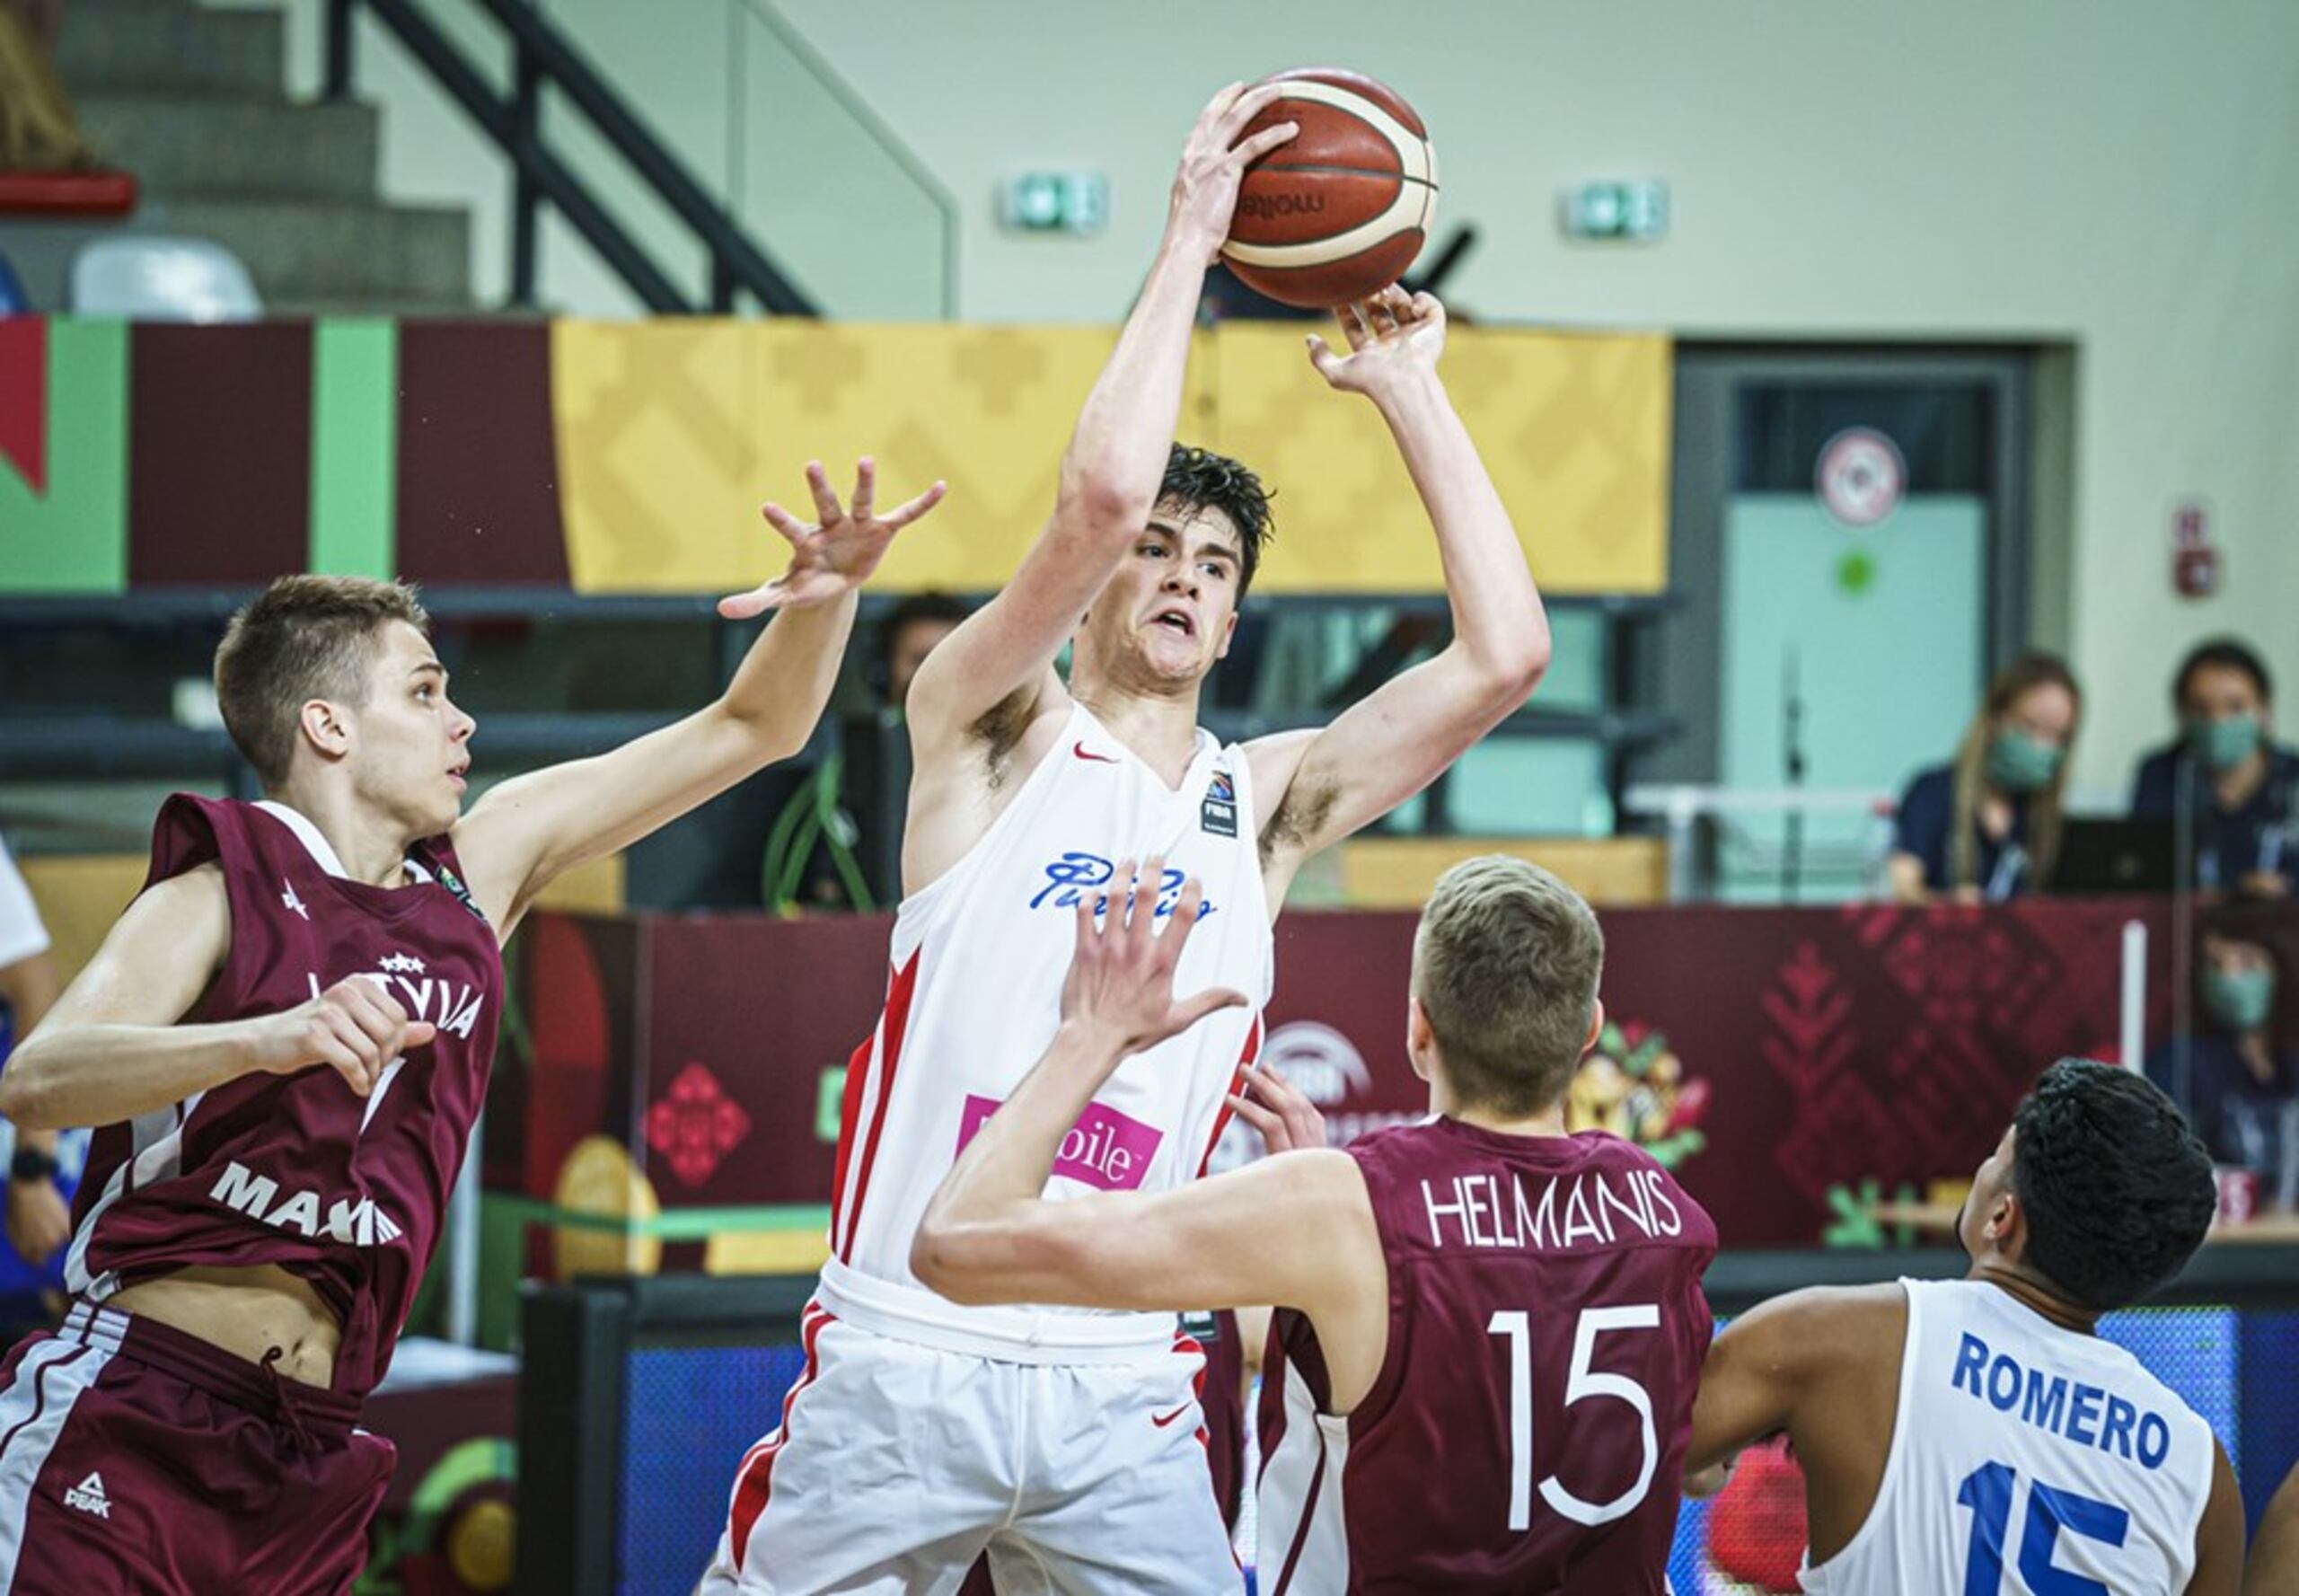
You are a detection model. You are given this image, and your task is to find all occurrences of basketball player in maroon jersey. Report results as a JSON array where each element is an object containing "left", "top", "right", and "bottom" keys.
[
  {"left": 0, "top": 460, "right": 940, "bottom": 1592},
  {"left": 915, "top": 854, "right": 1716, "bottom": 1592}
]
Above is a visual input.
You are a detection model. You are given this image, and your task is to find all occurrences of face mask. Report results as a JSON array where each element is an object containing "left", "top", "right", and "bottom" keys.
[
  {"left": 2205, "top": 966, "right": 2275, "bottom": 1033},
  {"left": 1986, "top": 730, "right": 2062, "bottom": 794},
  {"left": 2193, "top": 712, "right": 2262, "bottom": 772}
]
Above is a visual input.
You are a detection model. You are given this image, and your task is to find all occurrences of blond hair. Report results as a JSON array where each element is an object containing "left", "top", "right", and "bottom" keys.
[
  {"left": 1949, "top": 653, "right": 2081, "bottom": 890},
  {"left": 1412, "top": 856, "right": 1605, "bottom": 1115},
  {"left": 215, "top": 576, "right": 429, "bottom": 787}
]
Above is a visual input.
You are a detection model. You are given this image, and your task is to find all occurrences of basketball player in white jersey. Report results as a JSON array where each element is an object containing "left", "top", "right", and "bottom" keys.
[
  {"left": 1687, "top": 1059, "right": 2248, "bottom": 1593},
  {"left": 702, "top": 84, "right": 1553, "bottom": 1595}
]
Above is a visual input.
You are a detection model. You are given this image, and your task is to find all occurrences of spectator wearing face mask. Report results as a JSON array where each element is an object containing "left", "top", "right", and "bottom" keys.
[
  {"left": 2131, "top": 639, "right": 2299, "bottom": 897},
  {"left": 1888, "top": 654, "right": 2083, "bottom": 904},
  {"left": 2145, "top": 900, "right": 2299, "bottom": 1212}
]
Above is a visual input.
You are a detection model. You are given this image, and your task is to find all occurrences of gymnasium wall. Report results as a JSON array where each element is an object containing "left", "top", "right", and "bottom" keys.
[
  {"left": 0, "top": 319, "right": 1668, "bottom": 595},
  {"left": 225, "top": 0, "right": 2299, "bottom": 794}
]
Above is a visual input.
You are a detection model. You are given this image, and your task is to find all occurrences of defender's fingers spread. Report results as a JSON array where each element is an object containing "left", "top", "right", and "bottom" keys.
[
  {"left": 760, "top": 502, "right": 811, "bottom": 542},
  {"left": 804, "top": 461, "right": 842, "bottom": 522},
  {"left": 1225, "top": 1094, "right": 1280, "bottom": 1134},
  {"left": 1113, "top": 858, "right": 1140, "bottom": 929},
  {"left": 1176, "top": 987, "right": 1250, "bottom": 1030},
  {"left": 886, "top": 481, "right": 948, "bottom": 530},
  {"left": 850, "top": 456, "right": 876, "bottom": 522}
]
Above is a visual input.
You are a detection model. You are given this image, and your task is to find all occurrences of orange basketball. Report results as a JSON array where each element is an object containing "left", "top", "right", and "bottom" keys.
[{"left": 1221, "top": 68, "right": 1439, "bottom": 310}]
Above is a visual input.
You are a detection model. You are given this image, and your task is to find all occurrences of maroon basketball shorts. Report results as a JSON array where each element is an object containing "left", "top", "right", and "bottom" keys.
[{"left": 0, "top": 1301, "right": 393, "bottom": 1594}]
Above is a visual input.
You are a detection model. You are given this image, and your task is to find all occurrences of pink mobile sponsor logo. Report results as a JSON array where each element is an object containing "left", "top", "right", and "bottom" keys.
[{"left": 956, "top": 1093, "right": 1164, "bottom": 1192}]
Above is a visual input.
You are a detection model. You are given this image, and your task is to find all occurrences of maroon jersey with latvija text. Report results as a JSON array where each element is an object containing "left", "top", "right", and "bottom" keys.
[
  {"left": 63, "top": 795, "right": 501, "bottom": 1397},
  {"left": 1256, "top": 1120, "right": 1715, "bottom": 1593}
]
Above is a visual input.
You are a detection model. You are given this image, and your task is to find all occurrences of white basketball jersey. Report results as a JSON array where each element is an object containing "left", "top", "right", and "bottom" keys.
[
  {"left": 1803, "top": 1278, "right": 2216, "bottom": 1596},
  {"left": 822, "top": 701, "right": 1274, "bottom": 1351}
]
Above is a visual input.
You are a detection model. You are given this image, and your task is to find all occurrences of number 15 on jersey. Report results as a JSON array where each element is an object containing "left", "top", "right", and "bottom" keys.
[{"left": 1488, "top": 1304, "right": 1663, "bottom": 1532}]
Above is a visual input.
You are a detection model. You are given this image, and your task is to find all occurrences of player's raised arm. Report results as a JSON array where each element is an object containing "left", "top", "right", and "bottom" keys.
[
  {"left": 451, "top": 458, "right": 941, "bottom": 933},
  {"left": 0, "top": 866, "right": 433, "bottom": 1130},
  {"left": 911, "top": 859, "right": 1377, "bottom": 1318},
  {"left": 903, "top": 86, "right": 1296, "bottom": 752},
  {"left": 1252, "top": 287, "right": 1551, "bottom": 888}
]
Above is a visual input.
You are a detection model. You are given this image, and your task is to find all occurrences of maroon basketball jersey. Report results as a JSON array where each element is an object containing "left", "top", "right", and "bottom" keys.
[
  {"left": 64, "top": 796, "right": 502, "bottom": 1396},
  {"left": 1256, "top": 1120, "right": 1715, "bottom": 1593}
]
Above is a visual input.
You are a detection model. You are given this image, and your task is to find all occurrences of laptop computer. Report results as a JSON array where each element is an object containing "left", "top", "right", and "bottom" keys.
[{"left": 2053, "top": 817, "right": 2180, "bottom": 894}]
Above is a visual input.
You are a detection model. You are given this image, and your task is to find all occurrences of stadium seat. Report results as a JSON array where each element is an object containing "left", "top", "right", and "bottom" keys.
[{"left": 68, "top": 235, "right": 260, "bottom": 322}]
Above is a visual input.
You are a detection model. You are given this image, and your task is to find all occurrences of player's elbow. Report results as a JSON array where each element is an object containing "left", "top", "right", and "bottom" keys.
[
  {"left": 910, "top": 1219, "right": 993, "bottom": 1304},
  {"left": 0, "top": 1048, "right": 61, "bottom": 1131},
  {"left": 1058, "top": 456, "right": 1155, "bottom": 542},
  {"left": 712, "top": 697, "right": 810, "bottom": 766},
  {"left": 1458, "top": 637, "right": 1549, "bottom": 721}
]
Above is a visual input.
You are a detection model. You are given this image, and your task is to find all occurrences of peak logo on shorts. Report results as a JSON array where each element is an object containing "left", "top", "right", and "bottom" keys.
[
  {"left": 956, "top": 1094, "right": 1163, "bottom": 1192},
  {"left": 210, "top": 1160, "right": 404, "bottom": 1246},
  {"left": 64, "top": 1471, "right": 110, "bottom": 1518}
]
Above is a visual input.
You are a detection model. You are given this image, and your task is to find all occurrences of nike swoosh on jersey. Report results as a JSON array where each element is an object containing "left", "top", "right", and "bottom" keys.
[
  {"left": 1072, "top": 741, "right": 1121, "bottom": 764},
  {"left": 1151, "top": 1403, "right": 1194, "bottom": 1428}
]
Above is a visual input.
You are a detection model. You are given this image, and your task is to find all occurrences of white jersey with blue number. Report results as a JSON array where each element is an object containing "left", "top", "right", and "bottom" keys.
[
  {"left": 1803, "top": 1277, "right": 2216, "bottom": 1595},
  {"left": 819, "top": 701, "right": 1274, "bottom": 1356}
]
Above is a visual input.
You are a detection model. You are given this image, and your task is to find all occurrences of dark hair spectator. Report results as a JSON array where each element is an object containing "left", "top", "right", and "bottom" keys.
[
  {"left": 875, "top": 592, "right": 972, "bottom": 712},
  {"left": 2145, "top": 898, "right": 2299, "bottom": 1212},
  {"left": 2130, "top": 637, "right": 2298, "bottom": 896}
]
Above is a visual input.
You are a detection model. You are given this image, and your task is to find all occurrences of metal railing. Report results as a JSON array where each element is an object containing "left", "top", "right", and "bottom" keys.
[{"left": 323, "top": 0, "right": 818, "bottom": 314}]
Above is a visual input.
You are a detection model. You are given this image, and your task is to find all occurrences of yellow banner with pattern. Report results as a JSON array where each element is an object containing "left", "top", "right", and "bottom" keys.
[{"left": 551, "top": 322, "right": 1669, "bottom": 595}]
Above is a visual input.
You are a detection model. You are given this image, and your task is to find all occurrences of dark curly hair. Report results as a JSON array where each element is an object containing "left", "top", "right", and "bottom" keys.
[
  {"left": 2011, "top": 1059, "right": 2215, "bottom": 1310},
  {"left": 1160, "top": 444, "right": 1273, "bottom": 596}
]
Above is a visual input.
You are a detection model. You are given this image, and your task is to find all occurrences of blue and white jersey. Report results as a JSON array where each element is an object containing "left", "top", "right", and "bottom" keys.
[
  {"left": 1804, "top": 1278, "right": 2216, "bottom": 1595},
  {"left": 820, "top": 701, "right": 1273, "bottom": 1355}
]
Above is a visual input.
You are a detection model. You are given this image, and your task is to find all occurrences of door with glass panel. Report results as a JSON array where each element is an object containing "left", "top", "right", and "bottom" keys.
[{"left": 1654, "top": 350, "right": 2035, "bottom": 901}]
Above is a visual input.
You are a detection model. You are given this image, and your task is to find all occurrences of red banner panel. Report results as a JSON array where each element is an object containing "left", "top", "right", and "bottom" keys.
[
  {"left": 128, "top": 322, "right": 311, "bottom": 585},
  {"left": 507, "top": 898, "right": 2179, "bottom": 1248}
]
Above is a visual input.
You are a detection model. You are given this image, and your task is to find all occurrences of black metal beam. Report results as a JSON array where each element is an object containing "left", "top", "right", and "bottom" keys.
[
  {"left": 468, "top": 0, "right": 816, "bottom": 316},
  {"left": 360, "top": 0, "right": 692, "bottom": 314}
]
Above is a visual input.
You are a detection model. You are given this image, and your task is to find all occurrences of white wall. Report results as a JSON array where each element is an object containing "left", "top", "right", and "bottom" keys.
[{"left": 233, "top": 0, "right": 2299, "bottom": 792}]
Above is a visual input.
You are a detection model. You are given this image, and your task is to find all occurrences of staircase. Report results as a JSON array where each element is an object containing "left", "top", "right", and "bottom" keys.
[{"left": 48, "top": 0, "right": 474, "bottom": 314}]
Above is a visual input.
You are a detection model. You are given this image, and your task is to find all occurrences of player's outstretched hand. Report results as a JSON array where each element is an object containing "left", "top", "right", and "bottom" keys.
[
  {"left": 718, "top": 457, "right": 947, "bottom": 619},
  {"left": 1307, "top": 285, "right": 1447, "bottom": 397},
  {"left": 254, "top": 978, "right": 437, "bottom": 1098},
  {"left": 1061, "top": 856, "right": 1247, "bottom": 1055},
  {"left": 1226, "top": 1061, "right": 1327, "bottom": 1155},
  {"left": 1167, "top": 82, "right": 1299, "bottom": 264}
]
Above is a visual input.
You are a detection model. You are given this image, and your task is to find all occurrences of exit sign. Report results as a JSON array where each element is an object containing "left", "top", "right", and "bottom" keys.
[
  {"left": 1562, "top": 180, "right": 1669, "bottom": 242},
  {"left": 1001, "top": 172, "right": 1109, "bottom": 235}
]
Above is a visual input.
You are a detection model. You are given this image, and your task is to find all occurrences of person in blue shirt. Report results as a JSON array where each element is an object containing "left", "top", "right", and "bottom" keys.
[
  {"left": 1889, "top": 653, "right": 2082, "bottom": 904},
  {"left": 2130, "top": 638, "right": 2299, "bottom": 896},
  {"left": 2145, "top": 898, "right": 2299, "bottom": 1212}
]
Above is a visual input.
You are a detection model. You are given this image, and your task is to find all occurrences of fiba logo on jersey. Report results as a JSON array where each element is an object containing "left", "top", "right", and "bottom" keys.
[
  {"left": 1200, "top": 770, "right": 1238, "bottom": 838},
  {"left": 1262, "top": 1022, "right": 1372, "bottom": 1107}
]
